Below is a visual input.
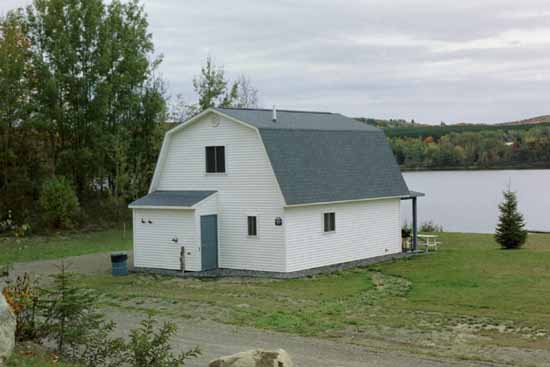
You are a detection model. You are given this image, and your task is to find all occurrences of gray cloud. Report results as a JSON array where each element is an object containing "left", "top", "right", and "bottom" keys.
[{"left": 3, "top": 0, "right": 550, "bottom": 123}]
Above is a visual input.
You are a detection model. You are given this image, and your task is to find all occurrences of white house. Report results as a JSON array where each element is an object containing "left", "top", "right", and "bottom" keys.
[{"left": 129, "top": 107, "right": 420, "bottom": 276}]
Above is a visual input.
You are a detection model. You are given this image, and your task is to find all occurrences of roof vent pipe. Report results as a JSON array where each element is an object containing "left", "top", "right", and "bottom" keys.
[{"left": 272, "top": 105, "right": 277, "bottom": 122}]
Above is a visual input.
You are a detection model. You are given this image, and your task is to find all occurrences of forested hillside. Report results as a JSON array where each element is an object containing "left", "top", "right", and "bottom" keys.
[{"left": 383, "top": 123, "right": 550, "bottom": 170}]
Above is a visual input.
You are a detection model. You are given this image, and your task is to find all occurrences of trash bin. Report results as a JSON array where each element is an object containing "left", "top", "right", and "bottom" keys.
[{"left": 111, "top": 252, "right": 128, "bottom": 276}]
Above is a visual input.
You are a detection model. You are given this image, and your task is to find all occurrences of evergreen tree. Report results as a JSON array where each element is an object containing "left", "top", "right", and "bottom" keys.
[
  {"left": 495, "top": 190, "right": 527, "bottom": 249},
  {"left": 40, "top": 262, "right": 105, "bottom": 355}
]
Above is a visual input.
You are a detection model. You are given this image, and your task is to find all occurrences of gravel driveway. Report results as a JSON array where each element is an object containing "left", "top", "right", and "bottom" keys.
[{"left": 109, "top": 308, "right": 499, "bottom": 367}]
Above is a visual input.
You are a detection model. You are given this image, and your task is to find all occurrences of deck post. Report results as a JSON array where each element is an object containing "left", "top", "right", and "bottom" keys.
[{"left": 412, "top": 197, "right": 417, "bottom": 251}]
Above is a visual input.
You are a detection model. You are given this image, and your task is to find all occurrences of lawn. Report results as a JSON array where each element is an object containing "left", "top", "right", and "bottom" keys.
[
  {"left": 372, "top": 232, "right": 550, "bottom": 326},
  {"left": 7, "top": 343, "right": 77, "bottom": 367},
  {"left": 0, "top": 228, "right": 132, "bottom": 265},
  {"left": 5, "top": 231, "right": 550, "bottom": 363},
  {"left": 76, "top": 232, "right": 550, "bottom": 361}
]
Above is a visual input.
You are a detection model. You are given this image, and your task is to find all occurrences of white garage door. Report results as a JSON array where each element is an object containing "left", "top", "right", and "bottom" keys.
[{"left": 133, "top": 209, "right": 196, "bottom": 270}]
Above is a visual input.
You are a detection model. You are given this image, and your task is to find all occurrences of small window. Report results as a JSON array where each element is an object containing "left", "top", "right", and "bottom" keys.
[
  {"left": 324, "top": 212, "right": 335, "bottom": 232},
  {"left": 247, "top": 216, "right": 257, "bottom": 236},
  {"left": 205, "top": 146, "right": 225, "bottom": 173}
]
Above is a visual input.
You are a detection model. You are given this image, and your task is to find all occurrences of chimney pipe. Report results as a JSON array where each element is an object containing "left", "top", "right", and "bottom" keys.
[{"left": 272, "top": 105, "right": 277, "bottom": 122}]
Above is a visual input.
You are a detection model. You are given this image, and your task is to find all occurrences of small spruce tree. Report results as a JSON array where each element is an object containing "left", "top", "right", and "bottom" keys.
[
  {"left": 495, "top": 190, "right": 527, "bottom": 249},
  {"left": 40, "top": 262, "right": 103, "bottom": 355}
]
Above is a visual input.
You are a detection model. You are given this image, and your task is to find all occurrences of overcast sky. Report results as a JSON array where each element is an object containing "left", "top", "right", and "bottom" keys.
[{"left": 3, "top": 0, "right": 550, "bottom": 124}]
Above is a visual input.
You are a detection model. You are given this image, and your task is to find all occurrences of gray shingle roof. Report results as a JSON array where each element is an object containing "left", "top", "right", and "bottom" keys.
[
  {"left": 259, "top": 128, "right": 410, "bottom": 205},
  {"left": 215, "top": 108, "right": 409, "bottom": 205},
  {"left": 129, "top": 190, "right": 216, "bottom": 208},
  {"left": 214, "top": 107, "right": 378, "bottom": 131}
]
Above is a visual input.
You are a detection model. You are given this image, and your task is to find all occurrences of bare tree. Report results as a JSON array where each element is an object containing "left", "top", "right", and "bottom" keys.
[{"left": 234, "top": 74, "right": 259, "bottom": 108}]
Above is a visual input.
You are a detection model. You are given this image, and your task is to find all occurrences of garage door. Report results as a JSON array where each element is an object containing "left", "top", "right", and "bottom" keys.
[{"left": 133, "top": 209, "right": 195, "bottom": 270}]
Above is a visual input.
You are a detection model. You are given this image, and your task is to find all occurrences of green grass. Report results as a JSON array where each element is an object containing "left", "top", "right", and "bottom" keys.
[
  {"left": 0, "top": 228, "right": 132, "bottom": 265},
  {"left": 7, "top": 344, "right": 79, "bottom": 367},
  {"left": 6, "top": 231, "right": 549, "bottom": 363},
  {"left": 7, "top": 353, "right": 76, "bottom": 367},
  {"left": 77, "top": 232, "right": 550, "bottom": 354},
  {"left": 373, "top": 233, "right": 550, "bottom": 324}
]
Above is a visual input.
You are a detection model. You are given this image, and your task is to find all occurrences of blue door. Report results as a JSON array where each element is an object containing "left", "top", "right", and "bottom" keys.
[{"left": 200, "top": 215, "right": 218, "bottom": 270}]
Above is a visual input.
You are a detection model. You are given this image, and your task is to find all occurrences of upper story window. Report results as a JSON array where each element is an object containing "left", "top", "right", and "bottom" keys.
[
  {"left": 248, "top": 216, "right": 257, "bottom": 236},
  {"left": 324, "top": 212, "right": 335, "bottom": 232},
  {"left": 205, "top": 146, "right": 225, "bottom": 173}
]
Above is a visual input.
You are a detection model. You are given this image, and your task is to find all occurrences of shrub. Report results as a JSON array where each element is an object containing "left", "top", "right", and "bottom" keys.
[
  {"left": 401, "top": 223, "right": 412, "bottom": 238},
  {"left": 0, "top": 210, "right": 32, "bottom": 238},
  {"left": 420, "top": 221, "right": 443, "bottom": 233},
  {"left": 39, "top": 177, "right": 80, "bottom": 229},
  {"left": 74, "top": 320, "right": 126, "bottom": 367},
  {"left": 124, "top": 317, "right": 200, "bottom": 367},
  {"left": 4, "top": 265, "right": 200, "bottom": 367},
  {"left": 2, "top": 273, "right": 43, "bottom": 341},
  {"left": 495, "top": 190, "right": 527, "bottom": 249}
]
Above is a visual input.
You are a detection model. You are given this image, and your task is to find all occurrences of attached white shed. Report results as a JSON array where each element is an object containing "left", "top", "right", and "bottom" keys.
[{"left": 130, "top": 191, "right": 218, "bottom": 272}]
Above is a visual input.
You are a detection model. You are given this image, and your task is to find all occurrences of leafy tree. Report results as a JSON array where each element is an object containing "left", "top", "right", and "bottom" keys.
[
  {"left": 182, "top": 56, "right": 259, "bottom": 118},
  {"left": 192, "top": 55, "right": 231, "bottom": 111},
  {"left": 0, "top": 0, "right": 165, "bottom": 227},
  {"left": 0, "top": 10, "right": 38, "bottom": 221},
  {"left": 495, "top": 190, "right": 527, "bottom": 249},
  {"left": 39, "top": 176, "right": 80, "bottom": 229},
  {"left": 24, "top": 0, "right": 165, "bottom": 197}
]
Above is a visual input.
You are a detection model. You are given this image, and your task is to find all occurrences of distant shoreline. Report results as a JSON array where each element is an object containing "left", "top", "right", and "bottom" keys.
[{"left": 401, "top": 163, "right": 550, "bottom": 172}]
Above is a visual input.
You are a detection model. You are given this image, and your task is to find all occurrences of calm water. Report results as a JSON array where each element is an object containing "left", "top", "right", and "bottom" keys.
[{"left": 401, "top": 170, "right": 550, "bottom": 233}]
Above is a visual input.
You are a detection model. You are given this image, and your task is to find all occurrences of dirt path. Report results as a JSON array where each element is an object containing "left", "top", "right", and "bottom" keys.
[{"left": 1, "top": 254, "right": 509, "bottom": 366}]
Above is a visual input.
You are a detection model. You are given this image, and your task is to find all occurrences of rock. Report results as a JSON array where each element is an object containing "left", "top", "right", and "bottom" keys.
[
  {"left": 209, "top": 349, "right": 293, "bottom": 367},
  {"left": 0, "top": 291, "right": 16, "bottom": 364}
]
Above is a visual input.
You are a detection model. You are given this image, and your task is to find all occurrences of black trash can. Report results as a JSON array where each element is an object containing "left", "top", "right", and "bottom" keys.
[{"left": 111, "top": 252, "right": 128, "bottom": 276}]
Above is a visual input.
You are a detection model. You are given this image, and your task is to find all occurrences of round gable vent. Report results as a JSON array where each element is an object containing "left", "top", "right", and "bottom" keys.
[{"left": 210, "top": 116, "right": 221, "bottom": 127}]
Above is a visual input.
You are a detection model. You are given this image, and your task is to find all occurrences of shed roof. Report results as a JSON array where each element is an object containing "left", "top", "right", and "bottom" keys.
[{"left": 129, "top": 190, "right": 216, "bottom": 208}]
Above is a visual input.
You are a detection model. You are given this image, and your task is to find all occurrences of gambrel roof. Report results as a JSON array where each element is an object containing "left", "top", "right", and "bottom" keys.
[
  {"left": 216, "top": 108, "right": 410, "bottom": 206},
  {"left": 145, "top": 107, "right": 410, "bottom": 207}
]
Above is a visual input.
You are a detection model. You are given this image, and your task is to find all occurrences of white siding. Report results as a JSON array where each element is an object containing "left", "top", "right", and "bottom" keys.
[
  {"left": 285, "top": 198, "right": 402, "bottom": 272},
  {"left": 154, "top": 113, "right": 286, "bottom": 272},
  {"left": 133, "top": 209, "right": 198, "bottom": 271}
]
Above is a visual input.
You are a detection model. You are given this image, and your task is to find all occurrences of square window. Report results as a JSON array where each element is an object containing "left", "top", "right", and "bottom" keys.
[
  {"left": 324, "top": 212, "right": 335, "bottom": 232},
  {"left": 248, "top": 216, "right": 257, "bottom": 236},
  {"left": 206, "top": 146, "right": 225, "bottom": 173}
]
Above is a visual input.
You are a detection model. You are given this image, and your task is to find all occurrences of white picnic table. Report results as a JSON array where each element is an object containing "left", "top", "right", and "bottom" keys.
[{"left": 417, "top": 234, "right": 440, "bottom": 252}]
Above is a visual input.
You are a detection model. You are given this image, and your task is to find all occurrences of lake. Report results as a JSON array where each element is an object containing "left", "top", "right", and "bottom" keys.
[{"left": 401, "top": 169, "right": 550, "bottom": 233}]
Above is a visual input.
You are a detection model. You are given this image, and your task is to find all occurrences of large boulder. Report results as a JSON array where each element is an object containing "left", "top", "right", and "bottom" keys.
[
  {"left": 0, "top": 291, "right": 16, "bottom": 364},
  {"left": 209, "top": 349, "right": 293, "bottom": 367}
]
